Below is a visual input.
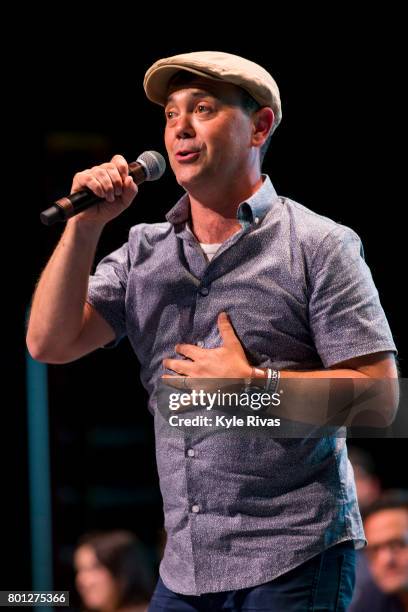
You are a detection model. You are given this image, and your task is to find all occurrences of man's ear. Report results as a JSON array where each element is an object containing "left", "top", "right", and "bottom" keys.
[{"left": 252, "top": 107, "right": 274, "bottom": 147}]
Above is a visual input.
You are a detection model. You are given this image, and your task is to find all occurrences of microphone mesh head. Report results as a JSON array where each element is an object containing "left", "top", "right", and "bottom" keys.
[{"left": 136, "top": 150, "right": 166, "bottom": 181}]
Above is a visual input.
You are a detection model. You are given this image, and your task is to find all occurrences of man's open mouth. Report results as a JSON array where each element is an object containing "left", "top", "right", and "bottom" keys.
[{"left": 175, "top": 151, "right": 201, "bottom": 162}]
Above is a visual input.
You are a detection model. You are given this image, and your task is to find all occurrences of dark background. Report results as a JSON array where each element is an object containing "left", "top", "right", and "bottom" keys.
[{"left": 5, "top": 14, "right": 406, "bottom": 603}]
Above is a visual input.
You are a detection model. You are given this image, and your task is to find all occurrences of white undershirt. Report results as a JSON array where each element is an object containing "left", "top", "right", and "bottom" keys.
[
  {"left": 199, "top": 242, "right": 223, "bottom": 261},
  {"left": 185, "top": 221, "right": 223, "bottom": 261}
]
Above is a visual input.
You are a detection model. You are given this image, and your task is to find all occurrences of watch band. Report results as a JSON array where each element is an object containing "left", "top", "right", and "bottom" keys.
[{"left": 244, "top": 366, "right": 280, "bottom": 392}]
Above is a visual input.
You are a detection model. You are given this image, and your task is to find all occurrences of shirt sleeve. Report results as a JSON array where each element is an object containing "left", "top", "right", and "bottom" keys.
[
  {"left": 308, "top": 226, "right": 397, "bottom": 368},
  {"left": 86, "top": 241, "right": 130, "bottom": 349}
]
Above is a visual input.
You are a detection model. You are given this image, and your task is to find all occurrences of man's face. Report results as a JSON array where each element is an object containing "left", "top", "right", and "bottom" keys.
[
  {"left": 164, "top": 77, "right": 256, "bottom": 191},
  {"left": 364, "top": 508, "right": 408, "bottom": 593}
]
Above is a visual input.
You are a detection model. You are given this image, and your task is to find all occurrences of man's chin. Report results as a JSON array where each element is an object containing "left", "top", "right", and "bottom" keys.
[
  {"left": 378, "top": 576, "right": 408, "bottom": 594},
  {"left": 176, "top": 169, "right": 206, "bottom": 190}
]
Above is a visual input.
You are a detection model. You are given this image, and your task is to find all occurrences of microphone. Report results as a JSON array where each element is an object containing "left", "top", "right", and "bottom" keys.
[{"left": 40, "top": 150, "right": 166, "bottom": 226}]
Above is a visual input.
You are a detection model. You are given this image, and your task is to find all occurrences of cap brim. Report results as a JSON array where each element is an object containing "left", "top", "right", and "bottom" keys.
[{"left": 143, "top": 64, "right": 224, "bottom": 107}]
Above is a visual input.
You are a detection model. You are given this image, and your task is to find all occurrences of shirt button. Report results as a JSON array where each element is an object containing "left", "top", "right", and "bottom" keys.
[
  {"left": 191, "top": 504, "right": 200, "bottom": 513},
  {"left": 187, "top": 448, "right": 195, "bottom": 457},
  {"left": 196, "top": 341, "right": 204, "bottom": 348},
  {"left": 199, "top": 286, "right": 209, "bottom": 296},
  {"left": 254, "top": 216, "right": 260, "bottom": 224}
]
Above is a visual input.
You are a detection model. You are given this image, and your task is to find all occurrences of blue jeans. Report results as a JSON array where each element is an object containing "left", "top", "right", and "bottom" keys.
[{"left": 148, "top": 540, "right": 356, "bottom": 611}]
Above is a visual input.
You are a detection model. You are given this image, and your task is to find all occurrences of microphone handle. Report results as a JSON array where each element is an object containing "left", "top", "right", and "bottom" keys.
[{"left": 40, "top": 161, "right": 146, "bottom": 226}]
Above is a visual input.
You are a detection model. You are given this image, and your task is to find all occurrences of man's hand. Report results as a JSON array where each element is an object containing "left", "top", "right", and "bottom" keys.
[
  {"left": 162, "top": 312, "right": 252, "bottom": 386},
  {"left": 69, "top": 154, "right": 138, "bottom": 227}
]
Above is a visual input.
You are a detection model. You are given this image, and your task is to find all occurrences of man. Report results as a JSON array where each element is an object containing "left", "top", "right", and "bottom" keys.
[
  {"left": 349, "top": 491, "right": 408, "bottom": 611},
  {"left": 348, "top": 446, "right": 382, "bottom": 513},
  {"left": 27, "top": 51, "right": 398, "bottom": 610},
  {"left": 347, "top": 447, "right": 383, "bottom": 609}
]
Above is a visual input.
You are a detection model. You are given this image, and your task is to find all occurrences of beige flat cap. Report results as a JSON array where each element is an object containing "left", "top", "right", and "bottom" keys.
[{"left": 143, "top": 51, "right": 282, "bottom": 130}]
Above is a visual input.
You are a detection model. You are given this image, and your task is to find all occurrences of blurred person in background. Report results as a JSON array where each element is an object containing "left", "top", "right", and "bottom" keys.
[
  {"left": 74, "top": 530, "right": 155, "bottom": 612},
  {"left": 348, "top": 445, "right": 382, "bottom": 512},
  {"left": 349, "top": 490, "right": 408, "bottom": 611},
  {"left": 348, "top": 446, "right": 383, "bottom": 608}
]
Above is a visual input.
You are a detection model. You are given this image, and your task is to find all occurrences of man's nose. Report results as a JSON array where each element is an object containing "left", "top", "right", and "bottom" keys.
[
  {"left": 377, "top": 547, "right": 396, "bottom": 566},
  {"left": 174, "top": 113, "right": 195, "bottom": 138}
]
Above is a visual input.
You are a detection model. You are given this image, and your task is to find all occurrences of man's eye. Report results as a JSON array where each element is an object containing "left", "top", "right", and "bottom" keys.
[
  {"left": 166, "top": 111, "right": 175, "bottom": 120},
  {"left": 197, "top": 105, "right": 211, "bottom": 113}
]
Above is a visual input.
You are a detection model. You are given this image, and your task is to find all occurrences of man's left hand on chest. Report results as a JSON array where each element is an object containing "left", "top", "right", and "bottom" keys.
[{"left": 162, "top": 312, "right": 252, "bottom": 386}]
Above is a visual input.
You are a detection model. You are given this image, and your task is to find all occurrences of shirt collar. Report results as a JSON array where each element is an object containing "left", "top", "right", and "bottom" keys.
[{"left": 165, "top": 174, "right": 279, "bottom": 228}]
